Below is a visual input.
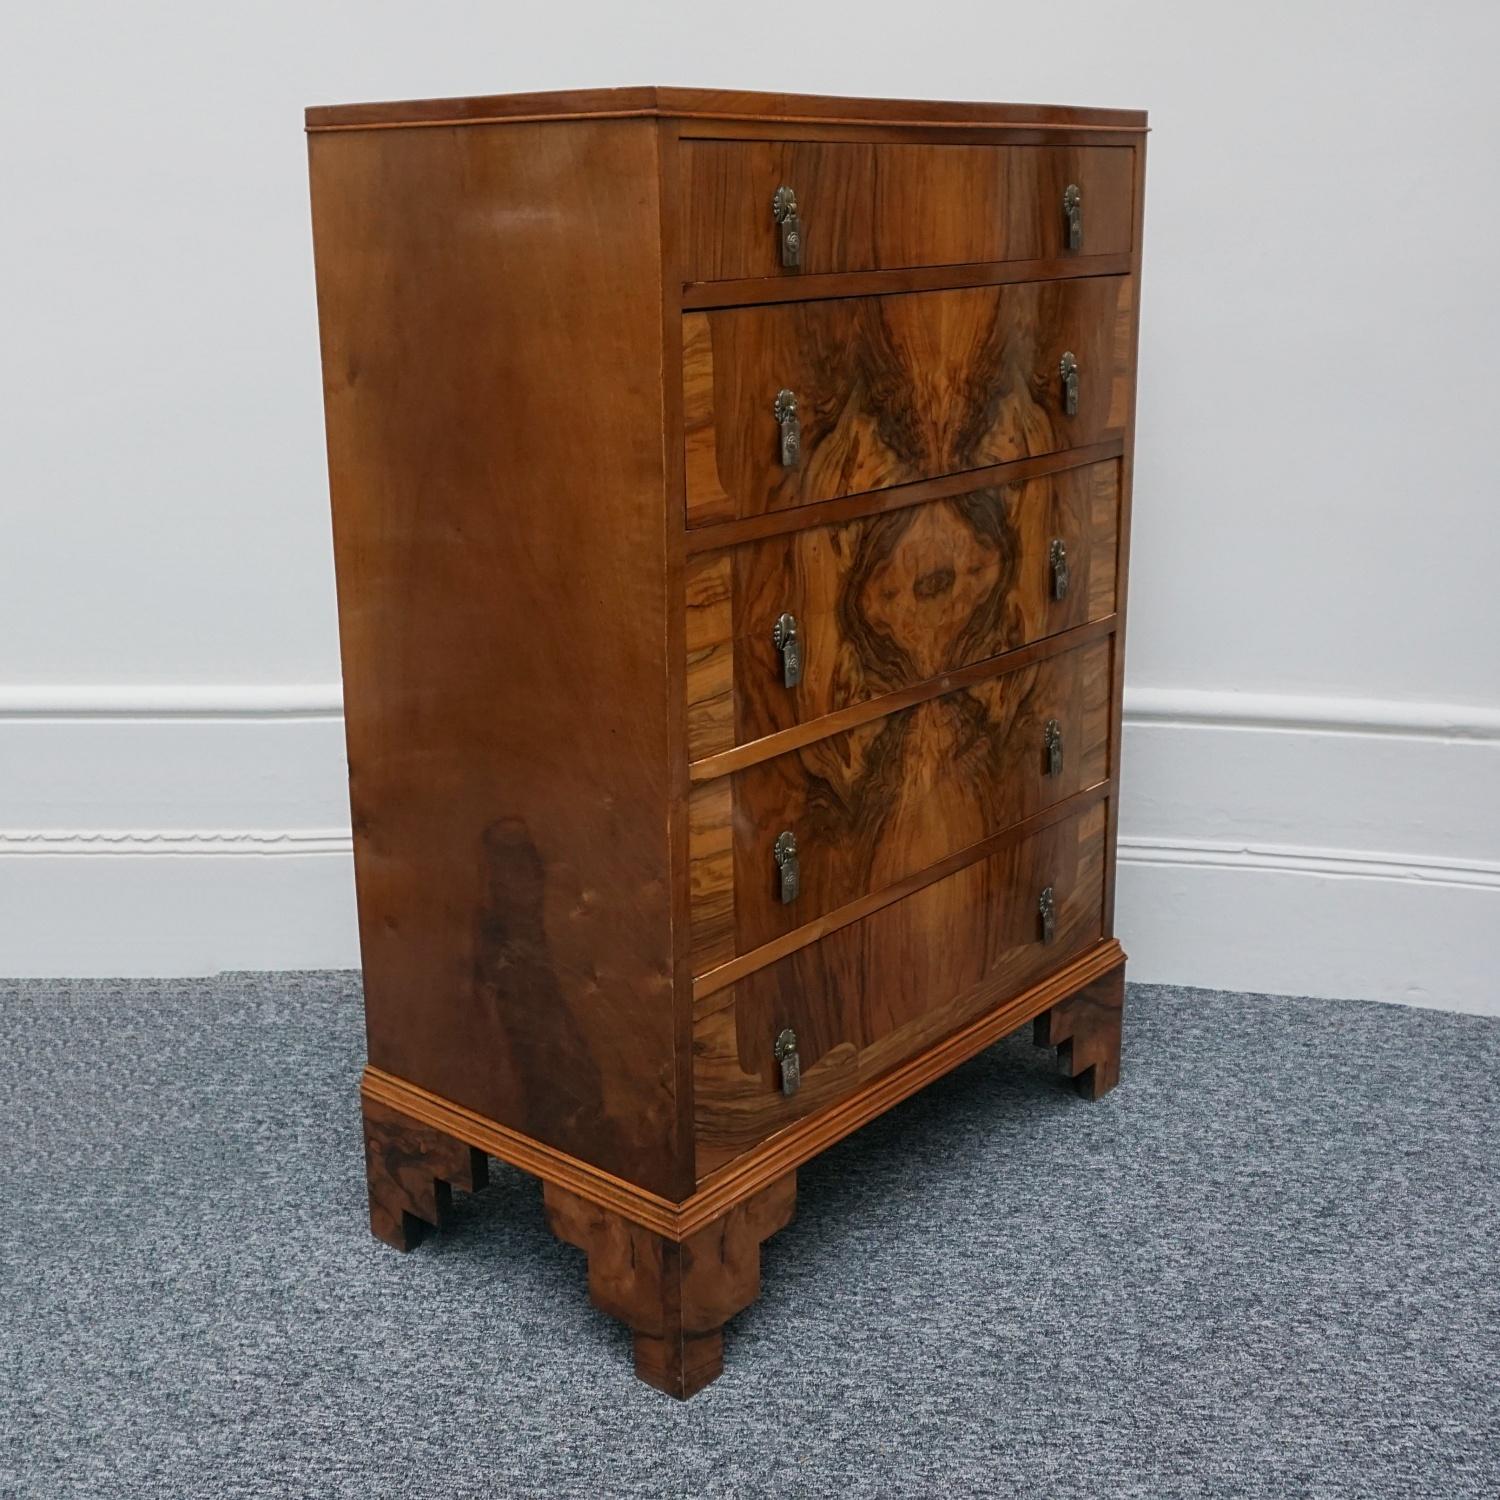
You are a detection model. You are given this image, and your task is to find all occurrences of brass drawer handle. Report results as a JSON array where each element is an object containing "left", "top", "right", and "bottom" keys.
[
  {"left": 1063, "top": 183, "right": 1082, "bottom": 251},
  {"left": 772, "top": 185, "right": 802, "bottom": 268},
  {"left": 773, "top": 830, "right": 800, "bottom": 905},
  {"left": 1060, "top": 350, "right": 1080, "bottom": 416},
  {"left": 1044, "top": 719, "right": 1063, "bottom": 777},
  {"left": 774, "top": 388, "right": 801, "bottom": 468},
  {"left": 1039, "top": 886, "right": 1057, "bottom": 945},
  {"left": 772, "top": 612, "right": 802, "bottom": 688},
  {"left": 774, "top": 1027, "right": 801, "bottom": 1097},
  {"left": 1049, "top": 538, "right": 1070, "bottom": 600}
]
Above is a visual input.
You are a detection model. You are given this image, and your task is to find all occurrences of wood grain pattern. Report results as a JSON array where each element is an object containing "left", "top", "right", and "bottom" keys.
[
  {"left": 361, "top": 936, "right": 1124, "bottom": 1240},
  {"left": 682, "top": 141, "right": 1133, "bottom": 283},
  {"left": 694, "top": 786, "right": 1107, "bottom": 999},
  {"left": 686, "top": 460, "right": 1119, "bottom": 758},
  {"left": 694, "top": 799, "right": 1107, "bottom": 1175},
  {"left": 311, "top": 96, "right": 1145, "bottom": 1398},
  {"left": 363, "top": 1096, "right": 490, "bottom": 1251},
  {"left": 307, "top": 86, "right": 1147, "bottom": 133},
  {"left": 310, "top": 118, "right": 687, "bottom": 1198},
  {"left": 1033, "top": 959, "right": 1125, "bottom": 1100},
  {"left": 684, "top": 276, "right": 1134, "bottom": 525},
  {"left": 544, "top": 1172, "right": 796, "bottom": 1399},
  {"left": 689, "top": 636, "right": 1110, "bottom": 973}
]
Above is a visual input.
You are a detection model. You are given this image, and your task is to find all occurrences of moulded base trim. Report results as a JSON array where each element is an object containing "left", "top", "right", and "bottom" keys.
[{"left": 361, "top": 936, "right": 1125, "bottom": 1240}]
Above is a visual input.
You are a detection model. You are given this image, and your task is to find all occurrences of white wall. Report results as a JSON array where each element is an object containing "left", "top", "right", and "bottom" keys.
[{"left": 3, "top": 2, "right": 1497, "bottom": 1009}]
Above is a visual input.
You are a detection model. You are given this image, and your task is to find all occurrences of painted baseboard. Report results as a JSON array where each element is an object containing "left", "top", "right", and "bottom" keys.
[{"left": 0, "top": 682, "right": 1495, "bottom": 1011}]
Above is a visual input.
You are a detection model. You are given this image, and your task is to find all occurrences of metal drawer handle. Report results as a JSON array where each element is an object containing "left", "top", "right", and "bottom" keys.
[
  {"left": 773, "top": 830, "right": 800, "bottom": 905},
  {"left": 1044, "top": 719, "right": 1063, "bottom": 777},
  {"left": 772, "top": 612, "right": 802, "bottom": 688},
  {"left": 1063, "top": 183, "right": 1082, "bottom": 251},
  {"left": 1049, "top": 538, "right": 1070, "bottom": 600},
  {"left": 1060, "top": 351, "right": 1080, "bottom": 416},
  {"left": 772, "top": 185, "right": 802, "bottom": 268},
  {"left": 774, "top": 1027, "right": 801, "bottom": 1097},
  {"left": 774, "top": 388, "right": 801, "bottom": 468},
  {"left": 1039, "top": 886, "right": 1057, "bottom": 945}
]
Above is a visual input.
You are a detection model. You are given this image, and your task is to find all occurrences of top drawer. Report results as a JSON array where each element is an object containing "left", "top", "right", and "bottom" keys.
[{"left": 681, "top": 141, "right": 1135, "bottom": 284}]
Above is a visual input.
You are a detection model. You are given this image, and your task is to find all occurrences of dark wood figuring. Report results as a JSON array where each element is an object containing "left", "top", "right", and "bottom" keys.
[
  {"left": 363, "top": 1096, "right": 490, "bottom": 1251},
  {"left": 694, "top": 800, "right": 1107, "bottom": 1175},
  {"left": 684, "top": 277, "right": 1134, "bottom": 525},
  {"left": 686, "top": 459, "right": 1120, "bottom": 758},
  {"left": 689, "top": 637, "right": 1111, "bottom": 972},
  {"left": 544, "top": 1172, "right": 796, "bottom": 1398},
  {"left": 310, "top": 118, "right": 689, "bottom": 1200},
  {"left": 307, "top": 86, "right": 1147, "bottom": 133},
  {"left": 682, "top": 141, "right": 1133, "bottom": 283},
  {"left": 1033, "top": 959, "right": 1125, "bottom": 1098}
]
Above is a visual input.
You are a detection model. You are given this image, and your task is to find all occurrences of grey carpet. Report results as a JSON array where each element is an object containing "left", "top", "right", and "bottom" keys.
[{"left": 2, "top": 974, "right": 1497, "bottom": 1499}]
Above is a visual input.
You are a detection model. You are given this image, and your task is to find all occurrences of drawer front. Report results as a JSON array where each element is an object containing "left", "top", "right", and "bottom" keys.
[
  {"left": 681, "top": 142, "right": 1135, "bottom": 283},
  {"left": 689, "top": 637, "right": 1110, "bottom": 974},
  {"left": 686, "top": 460, "right": 1118, "bottom": 760},
  {"left": 694, "top": 799, "right": 1107, "bottom": 1176},
  {"left": 684, "top": 277, "right": 1133, "bottom": 526}
]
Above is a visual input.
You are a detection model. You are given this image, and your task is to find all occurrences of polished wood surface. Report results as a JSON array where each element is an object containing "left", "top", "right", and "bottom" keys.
[
  {"left": 1033, "top": 960, "right": 1125, "bottom": 1099},
  {"left": 544, "top": 1172, "right": 796, "bottom": 1398},
  {"left": 361, "top": 934, "right": 1125, "bottom": 1243},
  {"left": 694, "top": 800, "right": 1107, "bottom": 1175},
  {"left": 307, "top": 86, "right": 1146, "bottom": 133},
  {"left": 686, "top": 459, "right": 1120, "bottom": 758},
  {"left": 311, "top": 91, "right": 1146, "bottom": 1398},
  {"left": 363, "top": 1096, "right": 490, "bottom": 1251},
  {"left": 311, "top": 118, "right": 689, "bottom": 1199},
  {"left": 684, "top": 276, "right": 1133, "bottom": 525},
  {"left": 689, "top": 636, "right": 1111, "bottom": 972},
  {"left": 682, "top": 141, "right": 1133, "bottom": 283}
]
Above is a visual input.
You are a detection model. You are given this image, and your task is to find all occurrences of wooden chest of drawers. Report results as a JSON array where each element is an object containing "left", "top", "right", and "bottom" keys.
[{"left": 307, "top": 86, "right": 1146, "bottom": 1397}]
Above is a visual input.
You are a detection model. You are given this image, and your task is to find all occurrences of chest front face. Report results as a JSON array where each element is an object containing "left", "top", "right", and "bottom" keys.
[{"left": 675, "top": 114, "right": 1142, "bottom": 1186}]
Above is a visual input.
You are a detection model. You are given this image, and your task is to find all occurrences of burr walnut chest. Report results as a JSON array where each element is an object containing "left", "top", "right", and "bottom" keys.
[{"left": 307, "top": 86, "right": 1146, "bottom": 1397}]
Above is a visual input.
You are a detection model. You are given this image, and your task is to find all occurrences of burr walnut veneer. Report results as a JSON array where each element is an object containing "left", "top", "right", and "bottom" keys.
[{"left": 308, "top": 85, "right": 1146, "bottom": 1398}]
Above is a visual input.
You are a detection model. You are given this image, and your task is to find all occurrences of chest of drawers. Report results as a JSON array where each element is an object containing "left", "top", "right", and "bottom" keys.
[{"left": 307, "top": 86, "right": 1146, "bottom": 1397}]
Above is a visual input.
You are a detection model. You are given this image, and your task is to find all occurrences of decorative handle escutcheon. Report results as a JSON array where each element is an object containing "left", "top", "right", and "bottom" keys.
[
  {"left": 773, "top": 830, "right": 800, "bottom": 905},
  {"left": 1044, "top": 719, "right": 1063, "bottom": 778},
  {"left": 774, "top": 388, "right": 802, "bottom": 468},
  {"left": 772, "top": 185, "right": 802, "bottom": 269},
  {"left": 1063, "top": 183, "right": 1082, "bottom": 251},
  {"left": 1038, "top": 886, "right": 1057, "bottom": 945},
  {"left": 1060, "top": 350, "right": 1080, "bottom": 417},
  {"left": 774, "top": 1027, "right": 801, "bottom": 1097},
  {"left": 772, "top": 612, "right": 802, "bottom": 688},
  {"left": 1049, "top": 538, "right": 1070, "bottom": 601}
]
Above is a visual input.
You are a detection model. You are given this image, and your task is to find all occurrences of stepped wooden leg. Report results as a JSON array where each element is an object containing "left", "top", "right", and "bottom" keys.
[
  {"left": 543, "top": 1171, "right": 796, "bottom": 1399},
  {"left": 362, "top": 1096, "right": 490, "bottom": 1251},
  {"left": 1033, "top": 961, "right": 1125, "bottom": 1100}
]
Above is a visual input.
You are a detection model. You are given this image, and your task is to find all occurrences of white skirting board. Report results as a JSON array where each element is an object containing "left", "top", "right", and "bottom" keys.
[{"left": 0, "top": 683, "right": 1496, "bottom": 1012}]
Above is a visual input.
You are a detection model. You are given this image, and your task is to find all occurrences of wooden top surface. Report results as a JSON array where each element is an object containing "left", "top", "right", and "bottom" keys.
[{"left": 305, "top": 85, "right": 1147, "bottom": 133}]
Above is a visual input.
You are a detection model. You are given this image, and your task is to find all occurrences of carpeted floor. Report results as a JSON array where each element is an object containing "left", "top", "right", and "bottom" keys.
[{"left": 2, "top": 974, "right": 1497, "bottom": 1498}]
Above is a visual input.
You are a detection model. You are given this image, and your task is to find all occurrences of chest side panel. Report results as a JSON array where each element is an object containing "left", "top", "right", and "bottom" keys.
[{"left": 310, "top": 119, "right": 685, "bottom": 1196}]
